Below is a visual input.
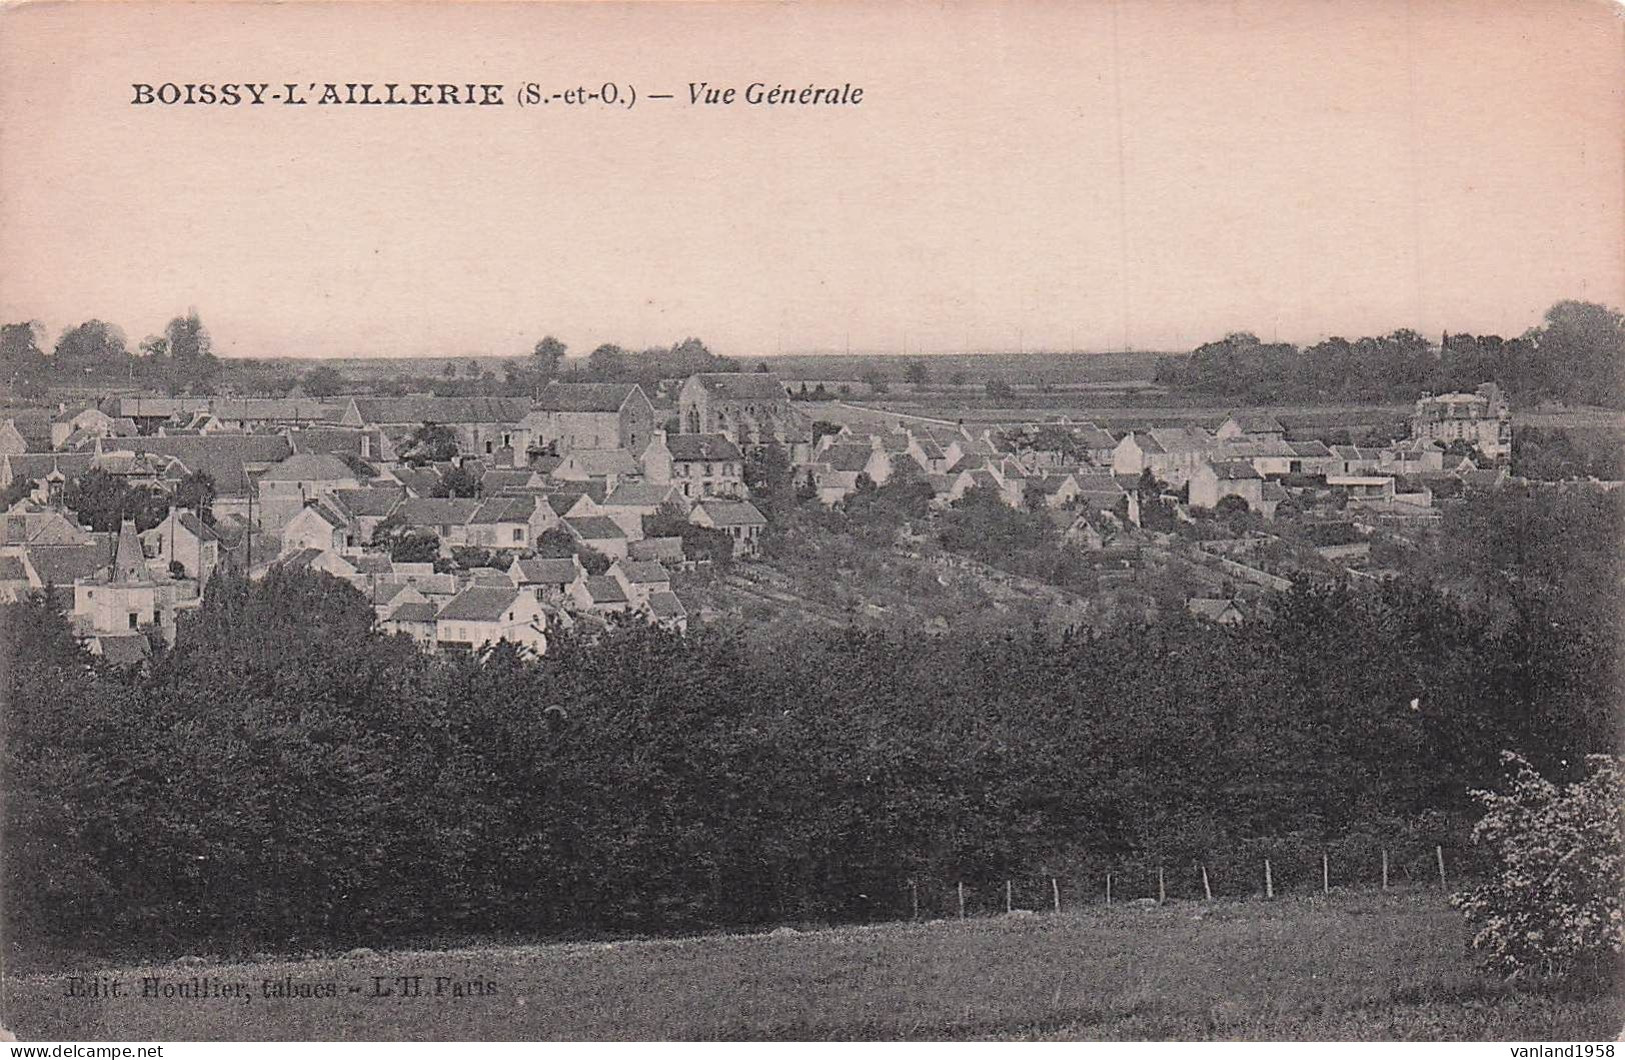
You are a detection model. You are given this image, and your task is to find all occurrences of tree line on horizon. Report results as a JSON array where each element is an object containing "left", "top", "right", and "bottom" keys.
[{"left": 1154, "top": 301, "right": 1625, "bottom": 407}]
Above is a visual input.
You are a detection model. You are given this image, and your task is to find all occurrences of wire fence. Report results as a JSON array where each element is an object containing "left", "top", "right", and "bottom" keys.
[{"left": 897, "top": 841, "right": 1484, "bottom": 922}]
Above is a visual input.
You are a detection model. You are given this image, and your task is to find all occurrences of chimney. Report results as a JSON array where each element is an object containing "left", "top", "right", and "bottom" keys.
[{"left": 361, "top": 433, "right": 372, "bottom": 459}]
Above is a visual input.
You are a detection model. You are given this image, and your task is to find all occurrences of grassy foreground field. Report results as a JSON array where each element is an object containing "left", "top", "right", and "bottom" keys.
[{"left": 5, "top": 891, "right": 1618, "bottom": 1041}]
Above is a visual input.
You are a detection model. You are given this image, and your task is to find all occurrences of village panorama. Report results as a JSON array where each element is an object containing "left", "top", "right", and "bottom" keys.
[{"left": 1, "top": 303, "right": 1621, "bottom": 1039}]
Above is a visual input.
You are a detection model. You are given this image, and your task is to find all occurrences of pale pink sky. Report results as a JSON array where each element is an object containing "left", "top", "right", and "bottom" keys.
[{"left": 1, "top": 0, "right": 1621, "bottom": 359}]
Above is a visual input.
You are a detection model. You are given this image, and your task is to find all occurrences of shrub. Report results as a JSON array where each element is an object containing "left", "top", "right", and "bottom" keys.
[{"left": 1451, "top": 752, "right": 1624, "bottom": 980}]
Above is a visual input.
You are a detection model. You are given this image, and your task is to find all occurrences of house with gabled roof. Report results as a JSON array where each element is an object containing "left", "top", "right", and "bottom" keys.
[
  {"left": 1331, "top": 446, "right": 1385, "bottom": 476},
  {"left": 1216, "top": 414, "right": 1286, "bottom": 442},
  {"left": 598, "top": 481, "right": 687, "bottom": 539},
  {"left": 375, "top": 583, "right": 438, "bottom": 647},
  {"left": 479, "top": 468, "right": 538, "bottom": 495},
  {"left": 551, "top": 448, "right": 641, "bottom": 489},
  {"left": 641, "top": 431, "right": 744, "bottom": 500},
  {"left": 906, "top": 435, "right": 951, "bottom": 474},
  {"left": 142, "top": 508, "right": 220, "bottom": 580},
  {"left": 256, "top": 453, "right": 363, "bottom": 531},
  {"left": 393, "top": 497, "right": 482, "bottom": 550},
  {"left": 570, "top": 574, "right": 630, "bottom": 614},
  {"left": 1189, "top": 460, "right": 1265, "bottom": 512},
  {"left": 522, "top": 382, "right": 656, "bottom": 457},
  {"left": 340, "top": 396, "right": 533, "bottom": 461},
  {"left": 434, "top": 585, "right": 547, "bottom": 655},
  {"left": 646, "top": 589, "right": 687, "bottom": 631},
  {"left": 281, "top": 500, "right": 355, "bottom": 557},
  {"left": 465, "top": 494, "right": 556, "bottom": 550},
  {"left": 0, "top": 419, "right": 31, "bottom": 457},
  {"left": 1, "top": 504, "right": 92, "bottom": 546},
  {"left": 1111, "top": 428, "right": 1217, "bottom": 485},
  {"left": 607, "top": 558, "right": 671, "bottom": 606},
  {"left": 330, "top": 487, "right": 405, "bottom": 545},
  {"left": 509, "top": 555, "right": 584, "bottom": 602},
  {"left": 1287, "top": 440, "right": 1339, "bottom": 477},
  {"left": 1033, "top": 473, "right": 1080, "bottom": 509},
  {"left": 1187, "top": 597, "right": 1244, "bottom": 625},
  {"left": 268, "top": 547, "right": 359, "bottom": 582},
  {"left": 629, "top": 536, "right": 684, "bottom": 564},
  {"left": 50, "top": 407, "right": 119, "bottom": 450},
  {"left": 688, "top": 499, "right": 767, "bottom": 558},
  {"left": 563, "top": 515, "right": 629, "bottom": 559},
  {"left": 385, "top": 465, "right": 444, "bottom": 498},
  {"left": 287, "top": 426, "right": 393, "bottom": 464}
]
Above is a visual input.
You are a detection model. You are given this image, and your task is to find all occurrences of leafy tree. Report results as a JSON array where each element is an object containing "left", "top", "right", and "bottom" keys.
[
  {"left": 535, "top": 526, "right": 610, "bottom": 574},
  {"left": 860, "top": 369, "right": 890, "bottom": 394},
  {"left": 163, "top": 311, "right": 220, "bottom": 391},
  {"left": 173, "top": 470, "right": 217, "bottom": 524},
  {"left": 904, "top": 360, "right": 929, "bottom": 385},
  {"left": 402, "top": 422, "right": 459, "bottom": 465},
  {"left": 62, "top": 469, "right": 166, "bottom": 532},
  {"left": 435, "top": 463, "right": 480, "bottom": 499},
  {"left": 300, "top": 365, "right": 348, "bottom": 397},
  {"left": 1, "top": 473, "right": 32, "bottom": 510},
  {"left": 586, "top": 344, "right": 629, "bottom": 379},
  {"left": 53, "top": 320, "right": 128, "bottom": 373},
  {"left": 811, "top": 420, "right": 844, "bottom": 448},
  {"left": 0, "top": 321, "right": 47, "bottom": 378},
  {"left": 390, "top": 528, "right": 441, "bottom": 563},
  {"left": 744, "top": 443, "right": 795, "bottom": 523},
  {"left": 532, "top": 335, "right": 566, "bottom": 379},
  {"left": 985, "top": 378, "right": 1015, "bottom": 401}
]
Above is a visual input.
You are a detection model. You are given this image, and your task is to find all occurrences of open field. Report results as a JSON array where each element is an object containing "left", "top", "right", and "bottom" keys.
[
  {"left": 760, "top": 350, "right": 1174, "bottom": 385},
  {"left": 7, "top": 891, "right": 1618, "bottom": 1041},
  {"left": 817, "top": 398, "right": 1415, "bottom": 435}
]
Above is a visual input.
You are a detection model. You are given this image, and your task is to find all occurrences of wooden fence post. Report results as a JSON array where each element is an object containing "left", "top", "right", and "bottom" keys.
[
  {"left": 1005, "top": 879, "right": 1013, "bottom": 914},
  {"left": 910, "top": 879, "right": 919, "bottom": 921},
  {"left": 1264, "top": 857, "right": 1274, "bottom": 899},
  {"left": 1382, "top": 848, "right": 1389, "bottom": 891},
  {"left": 1436, "top": 845, "right": 1447, "bottom": 889},
  {"left": 1201, "top": 864, "right": 1213, "bottom": 902},
  {"left": 1106, "top": 872, "right": 1113, "bottom": 907},
  {"left": 957, "top": 881, "right": 965, "bottom": 919},
  {"left": 1158, "top": 866, "right": 1166, "bottom": 904},
  {"left": 1051, "top": 876, "right": 1061, "bottom": 914},
  {"left": 1322, "top": 851, "right": 1330, "bottom": 896}
]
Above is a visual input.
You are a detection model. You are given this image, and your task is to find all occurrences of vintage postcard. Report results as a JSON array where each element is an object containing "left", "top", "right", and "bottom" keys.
[{"left": 0, "top": 0, "right": 1621, "bottom": 1047}]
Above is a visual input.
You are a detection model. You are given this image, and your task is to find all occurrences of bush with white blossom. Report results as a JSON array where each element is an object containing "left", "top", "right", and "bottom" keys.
[{"left": 1452, "top": 752, "right": 1624, "bottom": 979}]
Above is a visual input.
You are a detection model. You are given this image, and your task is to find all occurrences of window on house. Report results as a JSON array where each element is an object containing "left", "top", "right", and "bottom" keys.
[
  {"left": 513, "top": 528, "right": 523, "bottom": 542},
  {"left": 128, "top": 613, "right": 138, "bottom": 629},
  {"left": 705, "top": 463, "right": 713, "bottom": 476},
  {"left": 485, "top": 441, "right": 493, "bottom": 454},
  {"left": 153, "top": 609, "right": 161, "bottom": 625}
]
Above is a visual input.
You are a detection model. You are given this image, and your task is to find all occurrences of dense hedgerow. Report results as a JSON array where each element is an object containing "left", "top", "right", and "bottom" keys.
[{"left": 3, "top": 540, "right": 1616, "bottom": 962}]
